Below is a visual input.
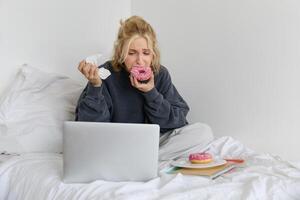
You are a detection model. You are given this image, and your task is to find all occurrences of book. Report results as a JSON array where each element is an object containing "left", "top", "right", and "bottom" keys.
[{"left": 167, "top": 162, "right": 237, "bottom": 179}]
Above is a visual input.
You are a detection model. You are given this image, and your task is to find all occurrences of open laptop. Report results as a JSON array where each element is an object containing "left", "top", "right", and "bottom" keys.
[{"left": 63, "top": 121, "right": 160, "bottom": 183}]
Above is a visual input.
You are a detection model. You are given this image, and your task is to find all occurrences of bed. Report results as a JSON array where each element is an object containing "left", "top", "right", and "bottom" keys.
[{"left": 0, "top": 65, "right": 300, "bottom": 200}]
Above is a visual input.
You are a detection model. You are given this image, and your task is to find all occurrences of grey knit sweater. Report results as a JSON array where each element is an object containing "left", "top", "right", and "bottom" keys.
[{"left": 75, "top": 61, "right": 189, "bottom": 133}]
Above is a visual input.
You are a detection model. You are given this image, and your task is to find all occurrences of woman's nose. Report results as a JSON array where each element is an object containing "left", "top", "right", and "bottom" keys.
[{"left": 136, "top": 54, "right": 143, "bottom": 64}]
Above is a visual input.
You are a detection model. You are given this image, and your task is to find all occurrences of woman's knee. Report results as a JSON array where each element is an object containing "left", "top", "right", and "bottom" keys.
[{"left": 180, "top": 122, "right": 214, "bottom": 140}]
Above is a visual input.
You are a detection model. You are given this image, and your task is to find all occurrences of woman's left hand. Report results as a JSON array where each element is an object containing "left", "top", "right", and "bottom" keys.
[{"left": 130, "top": 72, "right": 154, "bottom": 93}]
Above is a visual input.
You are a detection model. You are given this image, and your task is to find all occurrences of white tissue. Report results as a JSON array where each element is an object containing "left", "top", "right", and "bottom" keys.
[
  {"left": 85, "top": 54, "right": 103, "bottom": 66},
  {"left": 98, "top": 68, "right": 111, "bottom": 80},
  {"left": 85, "top": 54, "right": 111, "bottom": 80}
]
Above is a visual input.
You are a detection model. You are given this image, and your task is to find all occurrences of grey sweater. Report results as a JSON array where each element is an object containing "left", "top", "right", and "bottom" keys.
[{"left": 75, "top": 61, "right": 189, "bottom": 133}]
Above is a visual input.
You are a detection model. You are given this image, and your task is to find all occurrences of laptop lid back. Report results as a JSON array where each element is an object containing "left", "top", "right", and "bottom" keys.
[{"left": 63, "top": 121, "right": 159, "bottom": 183}]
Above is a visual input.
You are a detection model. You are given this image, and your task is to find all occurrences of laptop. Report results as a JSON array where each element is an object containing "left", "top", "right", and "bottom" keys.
[{"left": 63, "top": 121, "right": 160, "bottom": 183}]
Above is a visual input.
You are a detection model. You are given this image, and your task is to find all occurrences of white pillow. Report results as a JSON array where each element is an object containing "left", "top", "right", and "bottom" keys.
[{"left": 0, "top": 65, "right": 84, "bottom": 153}]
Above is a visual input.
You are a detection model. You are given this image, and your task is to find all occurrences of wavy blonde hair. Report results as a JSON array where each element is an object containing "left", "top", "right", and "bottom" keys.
[{"left": 111, "top": 16, "right": 161, "bottom": 73}]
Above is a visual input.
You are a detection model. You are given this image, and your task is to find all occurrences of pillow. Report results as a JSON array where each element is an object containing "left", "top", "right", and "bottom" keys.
[{"left": 0, "top": 65, "right": 84, "bottom": 153}]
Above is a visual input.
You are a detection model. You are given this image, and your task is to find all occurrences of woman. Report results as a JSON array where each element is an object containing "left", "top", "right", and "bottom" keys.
[{"left": 76, "top": 16, "right": 213, "bottom": 160}]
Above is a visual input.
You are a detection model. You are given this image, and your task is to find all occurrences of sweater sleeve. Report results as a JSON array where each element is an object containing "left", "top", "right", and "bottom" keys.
[
  {"left": 142, "top": 66, "right": 189, "bottom": 133},
  {"left": 75, "top": 82, "right": 113, "bottom": 122}
]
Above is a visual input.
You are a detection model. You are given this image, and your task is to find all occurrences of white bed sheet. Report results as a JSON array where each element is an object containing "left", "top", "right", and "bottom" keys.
[{"left": 0, "top": 136, "right": 300, "bottom": 200}]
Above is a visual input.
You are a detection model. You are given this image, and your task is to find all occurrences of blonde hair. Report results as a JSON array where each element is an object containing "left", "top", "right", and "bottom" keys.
[{"left": 111, "top": 16, "right": 161, "bottom": 73}]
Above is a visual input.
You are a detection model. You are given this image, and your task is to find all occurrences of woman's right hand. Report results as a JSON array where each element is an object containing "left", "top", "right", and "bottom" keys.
[{"left": 78, "top": 60, "right": 102, "bottom": 87}]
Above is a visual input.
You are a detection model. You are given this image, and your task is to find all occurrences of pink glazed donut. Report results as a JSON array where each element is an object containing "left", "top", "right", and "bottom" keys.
[
  {"left": 189, "top": 152, "right": 213, "bottom": 164},
  {"left": 130, "top": 66, "right": 152, "bottom": 83}
]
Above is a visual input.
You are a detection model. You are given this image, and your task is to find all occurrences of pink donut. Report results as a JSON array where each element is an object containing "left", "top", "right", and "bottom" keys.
[
  {"left": 189, "top": 152, "right": 213, "bottom": 164},
  {"left": 130, "top": 66, "right": 152, "bottom": 83}
]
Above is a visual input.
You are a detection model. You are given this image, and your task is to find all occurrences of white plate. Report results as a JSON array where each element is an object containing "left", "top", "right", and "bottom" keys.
[{"left": 171, "top": 158, "right": 227, "bottom": 169}]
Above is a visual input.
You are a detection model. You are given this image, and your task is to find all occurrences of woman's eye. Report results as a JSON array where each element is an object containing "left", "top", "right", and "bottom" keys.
[
  {"left": 143, "top": 52, "right": 150, "bottom": 55},
  {"left": 128, "top": 52, "right": 135, "bottom": 55}
]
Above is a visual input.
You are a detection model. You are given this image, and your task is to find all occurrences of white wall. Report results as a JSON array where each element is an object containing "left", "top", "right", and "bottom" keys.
[
  {"left": 132, "top": 0, "right": 300, "bottom": 161},
  {"left": 0, "top": 0, "right": 131, "bottom": 95}
]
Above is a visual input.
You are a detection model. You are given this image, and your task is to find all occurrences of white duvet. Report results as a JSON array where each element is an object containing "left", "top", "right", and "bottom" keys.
[{"left": 1, "top": 136, "right": 300, "bottom": 200}]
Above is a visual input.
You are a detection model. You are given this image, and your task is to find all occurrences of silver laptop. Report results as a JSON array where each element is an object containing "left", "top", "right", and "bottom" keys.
[{"left": 63, "top": 121, "right": 160, "bottom": 183}]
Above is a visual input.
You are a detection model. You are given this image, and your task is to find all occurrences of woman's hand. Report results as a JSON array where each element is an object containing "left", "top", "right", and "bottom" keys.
[
  {"left": 130, "top": 72, "right": 154, "bottom": 92},
  {"left": 78, "top": 60, "right": 102, "bottom": 87}
]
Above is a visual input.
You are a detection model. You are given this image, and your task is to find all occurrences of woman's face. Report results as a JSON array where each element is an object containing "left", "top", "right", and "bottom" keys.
[{"left": 124, "top": 37, "right": 153, "bottom": 72}]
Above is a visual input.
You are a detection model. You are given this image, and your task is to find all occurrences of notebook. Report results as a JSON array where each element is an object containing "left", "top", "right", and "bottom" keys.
[
  {"left": 63, "top": 121, "right": 160, "bottom": 183},
  {"left": 167, "top": 162, "right": 240, "bottom": 179}
]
